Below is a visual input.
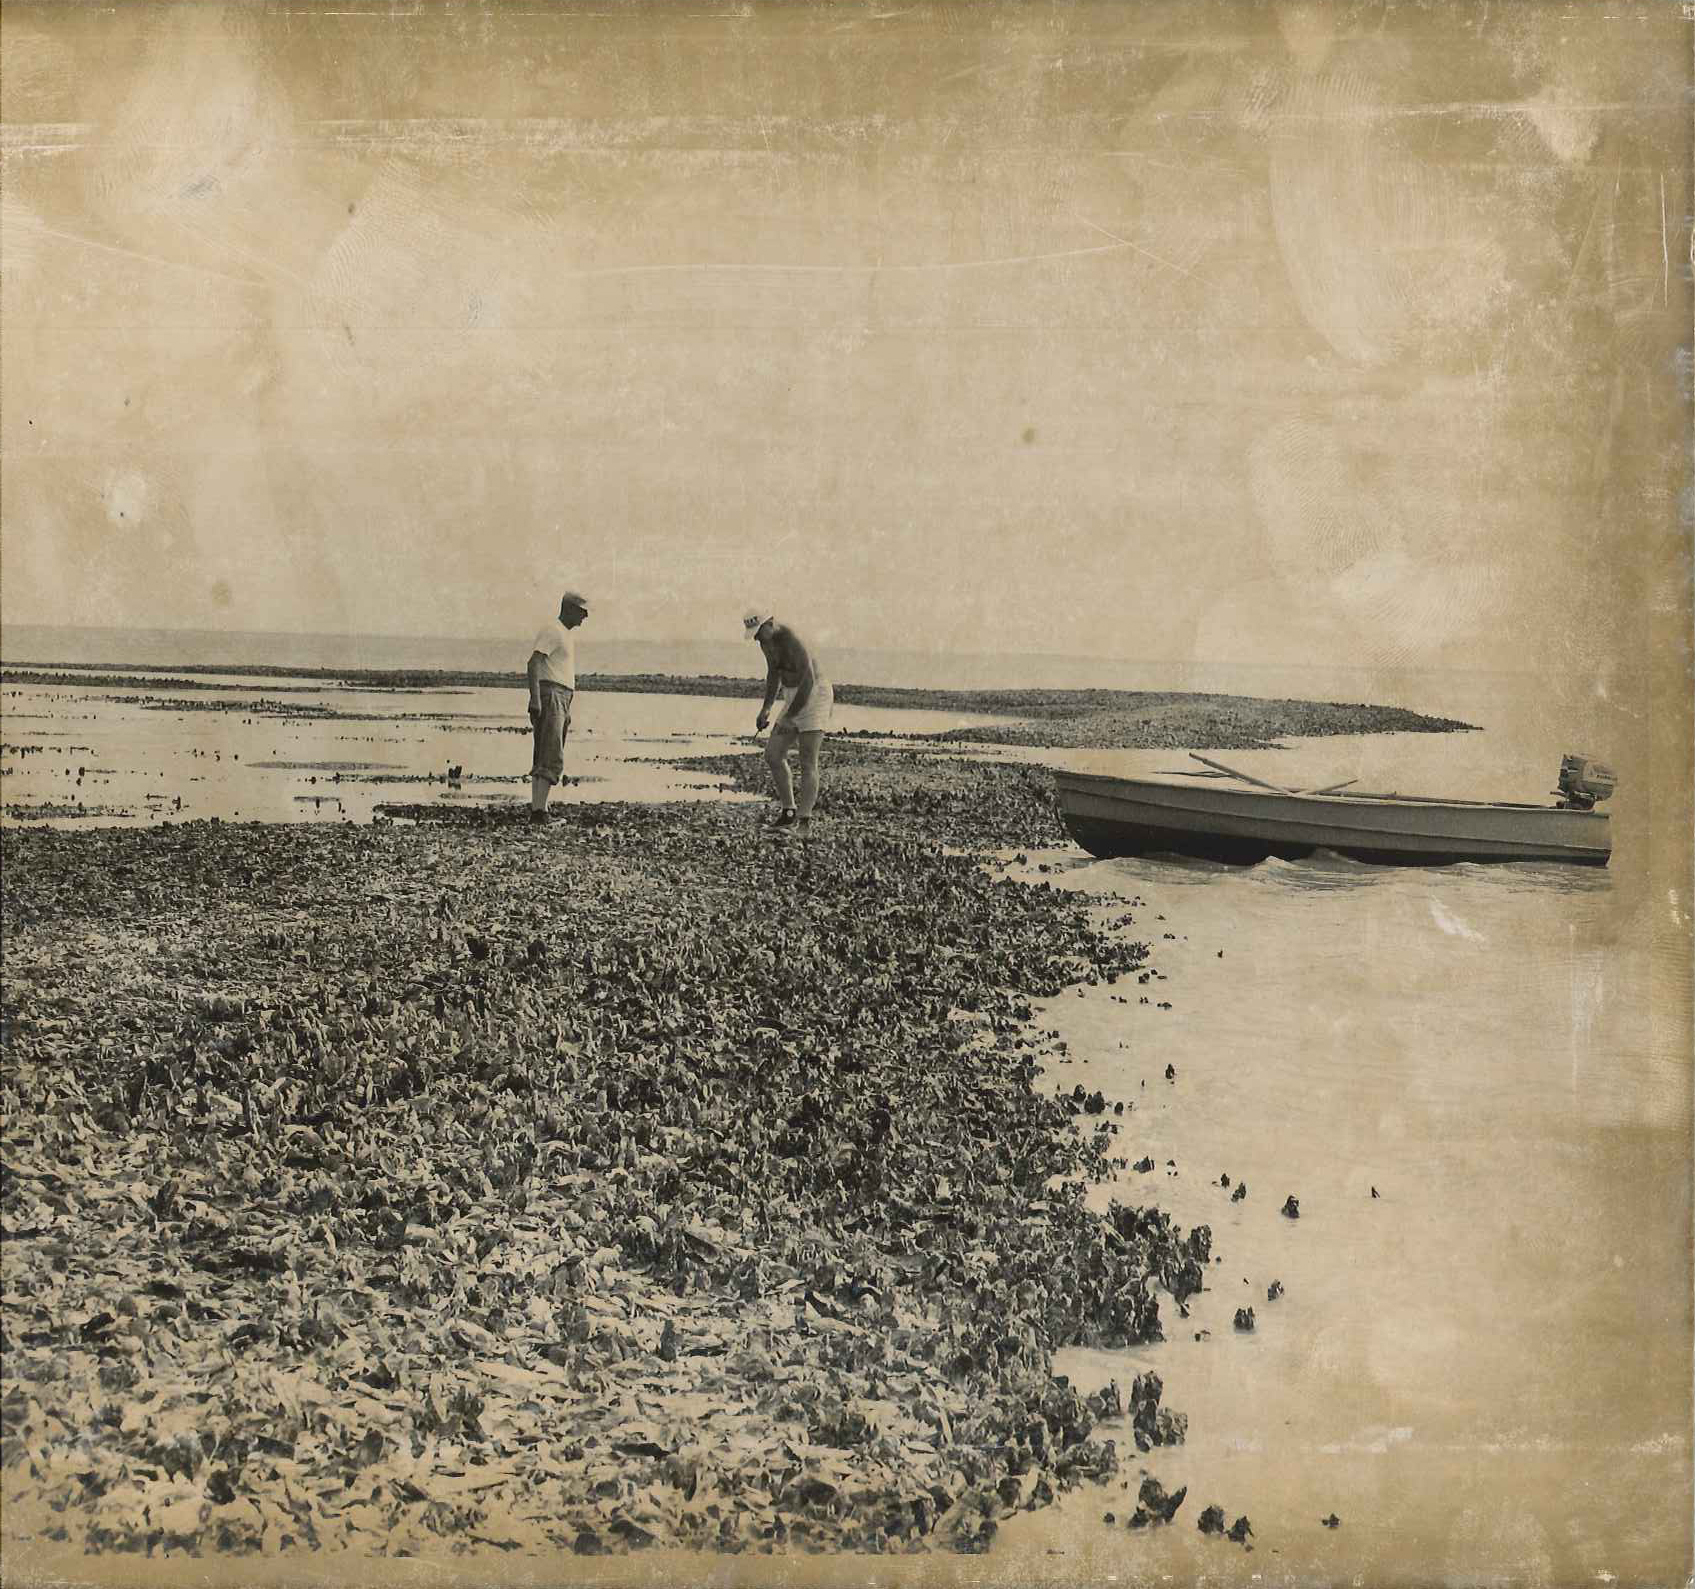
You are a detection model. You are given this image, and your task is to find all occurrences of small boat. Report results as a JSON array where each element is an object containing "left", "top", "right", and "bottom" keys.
[{"left": 1054, "top": 754, "right": 1614, "bottom": 868}]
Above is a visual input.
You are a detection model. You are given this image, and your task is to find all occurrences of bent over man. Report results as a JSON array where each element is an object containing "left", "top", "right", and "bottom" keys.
[
  {"left": 527, "top": 591, "right": 588, "bottom": 821},
  {"left": 743, "top": 610, "right": 834, "bottom": 835}
]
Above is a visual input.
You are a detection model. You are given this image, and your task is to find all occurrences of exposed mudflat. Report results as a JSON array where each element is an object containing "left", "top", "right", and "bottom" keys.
[{"left": 3, "top": 665, "right": 1475, "bottom": 750}]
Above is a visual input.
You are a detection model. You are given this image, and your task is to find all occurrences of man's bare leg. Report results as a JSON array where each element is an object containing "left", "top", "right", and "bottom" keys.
[
  {"left": 794, "top": 731, "right": 824, "bottom": 821},
  {"left": 530, "top": 774, "right": 550, "bottom": 814},
  {"left": 765, "top": 729, "right": 796, "bottom": 811}
]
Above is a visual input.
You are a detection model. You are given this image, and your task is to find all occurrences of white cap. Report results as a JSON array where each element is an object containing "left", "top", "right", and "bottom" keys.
[{"left": 742, "top": 611, "right": 773, "bottom": 639}]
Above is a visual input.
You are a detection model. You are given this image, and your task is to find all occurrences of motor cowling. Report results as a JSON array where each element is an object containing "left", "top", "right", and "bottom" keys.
[{"left": 1556, "top": 754, "right": 1616, "bottom": 810}]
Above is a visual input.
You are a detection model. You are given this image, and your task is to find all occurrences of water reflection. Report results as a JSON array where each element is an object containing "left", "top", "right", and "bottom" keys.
[
  {"left": 1079, "top": 846, "right": 1612, "bottom": 900},
  {"left": 1265, "top": 851, "right": 1610, "bottom": 898}
]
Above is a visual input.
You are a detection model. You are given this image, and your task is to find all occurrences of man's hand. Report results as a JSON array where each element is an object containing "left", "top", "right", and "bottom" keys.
[
  {"left": 755, "top": 710, "right": 770, "bottom": 732},
  {"left": 528, "top": 701, "right": 542, "bottom": 726}
]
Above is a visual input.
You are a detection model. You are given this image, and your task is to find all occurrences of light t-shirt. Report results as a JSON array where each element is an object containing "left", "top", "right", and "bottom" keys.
[{"left": 529, "top": 619, "right": 576, "bottom": 689}]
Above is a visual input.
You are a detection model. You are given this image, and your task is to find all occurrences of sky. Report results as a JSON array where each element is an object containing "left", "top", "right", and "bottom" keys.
[{"left": 1, "top": 0, "right": 1688, "bottom": 679}]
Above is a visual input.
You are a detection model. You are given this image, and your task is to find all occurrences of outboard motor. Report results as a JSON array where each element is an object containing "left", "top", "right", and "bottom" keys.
[{"left": 1555, "top": 754, "right": 1616, "bottom": 811}]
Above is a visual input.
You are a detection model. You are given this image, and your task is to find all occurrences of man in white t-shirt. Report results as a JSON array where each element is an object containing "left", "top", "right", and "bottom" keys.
[{"left": 526, "top": 591, "right": 588, "bottom": 820}]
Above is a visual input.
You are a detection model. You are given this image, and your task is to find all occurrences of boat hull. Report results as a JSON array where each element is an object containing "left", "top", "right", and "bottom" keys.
[{"left": 1054, "top": 771, "right": 1611, "bottom": 868}]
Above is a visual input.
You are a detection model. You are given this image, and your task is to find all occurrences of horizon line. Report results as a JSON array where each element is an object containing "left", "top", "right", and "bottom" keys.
[
  {"left": 0, "top": 617, "right": 1566, "bottom": 685},
  {"left": 0, "top": 616, "right": 1166, "bottom": 672}
]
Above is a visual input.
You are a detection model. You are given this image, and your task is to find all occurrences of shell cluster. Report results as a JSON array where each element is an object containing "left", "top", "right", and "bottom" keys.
[{"left": 1, "top": 754, "right": 1209, "bottom": 1558}]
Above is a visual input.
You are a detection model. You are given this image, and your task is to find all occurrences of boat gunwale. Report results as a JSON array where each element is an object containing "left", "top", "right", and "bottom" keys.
[
  {"left": 1060, "top": 818, "right": 1606, "bottom": 860},
  {"left": 1052, "top": 768, "right": 1603, "bottom": 818},
  {"left": 1053, "top": 775, "right": 1611, "bottom": 861}
]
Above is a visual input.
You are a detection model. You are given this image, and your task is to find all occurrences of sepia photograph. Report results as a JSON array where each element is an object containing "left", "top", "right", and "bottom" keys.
[{"left": 1, "top": 1, "right": 1690, "bottom": 1585}]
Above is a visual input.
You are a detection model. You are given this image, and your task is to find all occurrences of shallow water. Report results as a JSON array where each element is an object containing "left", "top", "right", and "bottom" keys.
[
  {"left": 0, "top": 681, "right": 1007, "bottom": 827},
  {"left": 972, "top": 847, "right": 1690, "bottom": 1586},
  {"left": 983, "top": 680, "right": 1690, "bottom": 1585}
]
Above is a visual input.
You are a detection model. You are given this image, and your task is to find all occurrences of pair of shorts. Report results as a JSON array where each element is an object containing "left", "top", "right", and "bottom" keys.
[
  {"left": 530, "top": 681, "right": 573, "bottom": 784},
  {"left": 775, "top": 677, "right": 834, "bottom": 735}
]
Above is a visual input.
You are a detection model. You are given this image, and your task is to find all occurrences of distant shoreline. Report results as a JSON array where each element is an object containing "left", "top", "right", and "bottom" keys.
[{"left": 1, "top": 661, "right": 1477, "bottom": 751}]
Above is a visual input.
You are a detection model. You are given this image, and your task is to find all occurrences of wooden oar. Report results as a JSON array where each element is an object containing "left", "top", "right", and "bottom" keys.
[
  {"left": 1301, "top": 779, "right": 1359, "bottom": 796},
  {"left": 1188, "top": 752, "right": 1295, "bottom": 795}
]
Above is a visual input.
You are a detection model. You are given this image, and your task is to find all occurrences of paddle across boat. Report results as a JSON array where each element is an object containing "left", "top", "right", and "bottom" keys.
[{"left": 1054, "top": 754, "right": 1614, "bottom": 868}]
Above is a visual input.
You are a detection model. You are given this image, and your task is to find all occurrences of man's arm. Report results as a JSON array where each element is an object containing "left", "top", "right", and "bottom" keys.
[
  {"left": 526, "top": 651, "right": 547, "bottom": 717},
  {"left": 755, "top": 641, "right": 783, "bottom": 729}
]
